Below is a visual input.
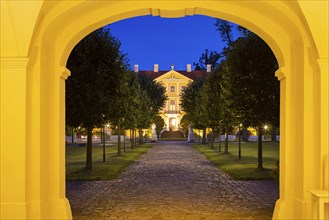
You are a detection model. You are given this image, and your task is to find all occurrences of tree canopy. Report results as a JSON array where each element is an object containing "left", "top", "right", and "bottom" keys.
[
  {"left": 221, "top": 33, "right": 279, "bottom": 128},
  {"left": 193, "top": 49, "right": 221, "bottom": 71},
  {"left": 67, "top": 27, "right": 167, "bottom": 161},
  {"left": 181, "top": 20, "right": 279, "bottom": 168},
  {"left": 66, "top": 27, "right": 128, "bottom": 169}
]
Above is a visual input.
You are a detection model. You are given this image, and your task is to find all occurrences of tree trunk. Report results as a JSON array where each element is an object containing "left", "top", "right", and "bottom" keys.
[
  {"left": 130, "top": 129, "right": 132, "bottom": 143},
  {"left": 199, "top": 130, "right": 201, "bottom": 143},
  {"left": 123, "top": 131, "right": 126, "bottom": 152},
  {"left": 117, "top": 124, "right": 121, "bottom": 156},
  {"left": 218, "top": 126, "right": 221, "bottom": 152},
  {"left": 138, "top": 128, "right": 143, "bottom": 144},
  {"left": 86, "top": 126, "right": 93, "bottom": 170},
  {"left": 257, "top": 126, "right": 263, "bottom": 168},
  {"left": 202, "top": 128, "right": 207, "bottom": 144},
  {"left": 134, "top": 129, "right": 137, "bottom": 147},
  {"left": 71, "top": 127, "right": 74, "bottom": 144},
  {"left": 242, "top": 128, "right": 248, "bottom": 141},
  {"left": 100, "top": 127, "right": 103, "bottom": 144},
  {"left": 271, "top": 127, "right": 277, "bottom": 141},
  {"left": 207, "top": 133, "right": 210, "bottom": 147},
  {"left": 211, "top": 128, "right": 215, "bottom": 148},
  {"left": 224, "top": 127, "right": 229, "bottom": 153},
  {"left": 131, "top": 129, "right": 134, "bottom": 149},
  {"left": 102, "top": 127, "right": 105, "bottom": 163}
]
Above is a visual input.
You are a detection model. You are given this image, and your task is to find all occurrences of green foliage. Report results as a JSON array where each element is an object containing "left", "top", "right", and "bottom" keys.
[
  {"left": 180, "top": 79, "right": 206, "bottom": 129},
  {"left": 66, "top": 27, "right": 166, "bottom": 159},
  {"left": 66, "top": 27, "right": 129, "bottom": 169},
  {"left": 198, "top": 71, "right": 224, "bottom": 128},
  {"left": 215, "top": 19, "right": 235, "bottom": 47},
  {"left": 136, "top": 73, "right": 167, "bottom": 118},
  {"left": 66, "top": 28, "right": 125, "bottom": 129},
  {"left": 153, "top": 115, "right": 165, "bottom": 136},
  {"left": 193, "top": 49, "right": 221, "bottom": 70},
  {"left": 108, "top": 72, "right": 139, "bottom": 128},
  {"left": 107, "top": 72, "right": 166, "bottom": 149},
  {"left": 65, "top": 125, "right": 75, "bottom": 136},
  {"left": 220, "top": 33, "right": 279, "bottom": 128},
  {"left": 179, "top": 115, "right": 189, "bottom": 136},
  {"left": 214, "top": 21, "right": 280, "bottom": 167},
  {"left": 108, "top": 73, "right": 146, "bottom": 154}
]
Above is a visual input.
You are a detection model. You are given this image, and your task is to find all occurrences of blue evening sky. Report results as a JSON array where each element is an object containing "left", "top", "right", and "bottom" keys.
[{"left": 109, "top": 15, "right": 234, "bottom": 71}]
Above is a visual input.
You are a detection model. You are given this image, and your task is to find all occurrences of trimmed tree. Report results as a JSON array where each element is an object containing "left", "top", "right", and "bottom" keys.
[
  {"left": 180, "top": 79, "right": 207, "bottom": 143},
  {"left": 221, "top": 32, "right": 279, "bottom": 168},
  {"left": 66, "top": 28, "right": 127, "bottom": 169},
  {"left": 136, "top": 73, "right": 167, "bottom": 143}
]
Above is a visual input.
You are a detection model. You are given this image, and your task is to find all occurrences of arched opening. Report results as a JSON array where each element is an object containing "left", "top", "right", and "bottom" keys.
[
  {"left": 169, "top": 117, "right": 176, "bottom": 130},
  {"left": 13, "top": 1, "right": 324, "bottom": 219},
  {"left": 170, "top": 100, "right": 176, "bottom": 111}
]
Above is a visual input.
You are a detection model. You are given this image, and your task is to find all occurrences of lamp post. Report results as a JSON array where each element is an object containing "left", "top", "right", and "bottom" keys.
[
  {"left": 264, "top": 125, "right": 268, "bottom": 141},
  {"left": 238, "top": 123, "right": 242, "bottom": 160}
]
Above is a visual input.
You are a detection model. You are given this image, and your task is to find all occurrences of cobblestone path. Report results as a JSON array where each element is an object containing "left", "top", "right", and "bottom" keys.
[{"left": 66, "top": 141, "right": 278, "bottom": 219}]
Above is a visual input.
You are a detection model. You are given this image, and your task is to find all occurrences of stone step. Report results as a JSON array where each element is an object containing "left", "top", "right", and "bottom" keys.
[{"left": 160, "top": 130, "right": 184, "bottom": 138}]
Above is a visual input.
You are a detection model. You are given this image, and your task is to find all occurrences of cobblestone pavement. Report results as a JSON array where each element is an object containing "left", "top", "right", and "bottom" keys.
[{"left": 66, "top": 141, "right": 278, "bottom": 220}]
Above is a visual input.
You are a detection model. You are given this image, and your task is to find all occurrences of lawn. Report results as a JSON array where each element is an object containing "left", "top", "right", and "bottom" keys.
[
  {"left": 194, "top": 141, "right": 279, "bottom": 180},
  {"left": 66, "top": 143, "right": 153, "bottom": 180}
]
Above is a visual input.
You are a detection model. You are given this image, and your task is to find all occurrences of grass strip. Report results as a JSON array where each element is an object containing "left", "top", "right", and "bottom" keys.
[
  {"left": 193, "top": 141, "right": 279, "bottom": 180},
  {"left": 66, "top": 143, "right": 153, "bottom": 180}
]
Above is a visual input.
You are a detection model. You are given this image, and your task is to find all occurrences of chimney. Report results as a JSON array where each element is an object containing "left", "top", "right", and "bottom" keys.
[
  {"left": 134, "top": 64, "right": 139, "bottom": 73},
  {"left": 187, "top": 64, "right": 191, "bottom": 72},
  {"left": 154, "top": 64, "right": 159, "bottom": 72},
  {"left": 206, "top": 64, "right": 211, "bottom": 72}
]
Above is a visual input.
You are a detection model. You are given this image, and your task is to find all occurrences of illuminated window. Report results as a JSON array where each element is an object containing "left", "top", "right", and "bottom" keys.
[
  {"left": 170, "top": 100, "right": 175, "bottom": 110},
  {"left": 170, "top": 86, "right": 175, "bottom": 93}
]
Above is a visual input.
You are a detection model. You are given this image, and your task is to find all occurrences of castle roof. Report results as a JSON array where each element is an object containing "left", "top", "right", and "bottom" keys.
[{"left": 138, "top": 70, "right": 208, "bottom": 81}]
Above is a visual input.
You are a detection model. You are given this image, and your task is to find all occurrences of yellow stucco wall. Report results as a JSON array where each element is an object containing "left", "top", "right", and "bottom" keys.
[
  {"left": 1, "top": 1, "right": 328, "bottom": 219},
  {"left": 155, "top": 69, "right": 192, "bottom": 130},
  {"left": 155, "top": 69, "right": 191, "bottom": 110}
]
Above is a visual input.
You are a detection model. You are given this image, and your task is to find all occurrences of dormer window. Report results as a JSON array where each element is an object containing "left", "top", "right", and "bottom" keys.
[{"left": 170, "top": 86, "right": 175, "bottom": 93}]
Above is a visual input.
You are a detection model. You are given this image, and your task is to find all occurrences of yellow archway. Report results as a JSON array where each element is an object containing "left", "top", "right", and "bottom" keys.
[{"left": 1, "top": 1, "right": 328, "bottom": 219}]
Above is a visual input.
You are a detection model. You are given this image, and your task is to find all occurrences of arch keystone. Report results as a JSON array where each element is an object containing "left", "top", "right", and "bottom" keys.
[
  {"left": 185, "top": 8, "right": 196, "bottom": 16},
  {"left": 151, "top": 8, "right": 160, "bottom": 16},
  {"left": 156, "top": 8, "right": 189, "bottom": 18}
]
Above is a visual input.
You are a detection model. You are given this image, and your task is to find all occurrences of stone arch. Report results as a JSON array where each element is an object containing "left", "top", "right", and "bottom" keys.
[
  {"left": 29, "top": 2, "right": 323, "bottom": 219},
  {"left": 1, "top": 1, "right": 328, "bottom": 220}
]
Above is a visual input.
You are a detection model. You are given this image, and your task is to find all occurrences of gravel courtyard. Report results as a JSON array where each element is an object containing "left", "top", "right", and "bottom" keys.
[{"left": 66, "top": 141, "right": 278, "bottom": 219}]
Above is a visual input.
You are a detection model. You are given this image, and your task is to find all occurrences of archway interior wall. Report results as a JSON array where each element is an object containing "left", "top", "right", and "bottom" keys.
[{"left": 1, "top": 1, "right": 327, "bottom": 219}]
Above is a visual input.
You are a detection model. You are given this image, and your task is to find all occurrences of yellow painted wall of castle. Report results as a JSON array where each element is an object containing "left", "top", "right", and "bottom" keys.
[{"left": 154, "top": 69, "right": 192, "bottom": 130}]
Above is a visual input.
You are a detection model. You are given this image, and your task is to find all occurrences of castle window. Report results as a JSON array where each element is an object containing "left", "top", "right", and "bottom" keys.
[
  {"left": 170, "top": 86, "right": 175, "bottom": 93},
  {"left": 170, "top": 100, "right": 175, "bottom": 110}
]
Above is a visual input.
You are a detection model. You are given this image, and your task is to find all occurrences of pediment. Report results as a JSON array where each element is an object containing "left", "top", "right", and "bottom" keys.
[{"left": 155, "top": 70, "right": 192, "bottom": 81}]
